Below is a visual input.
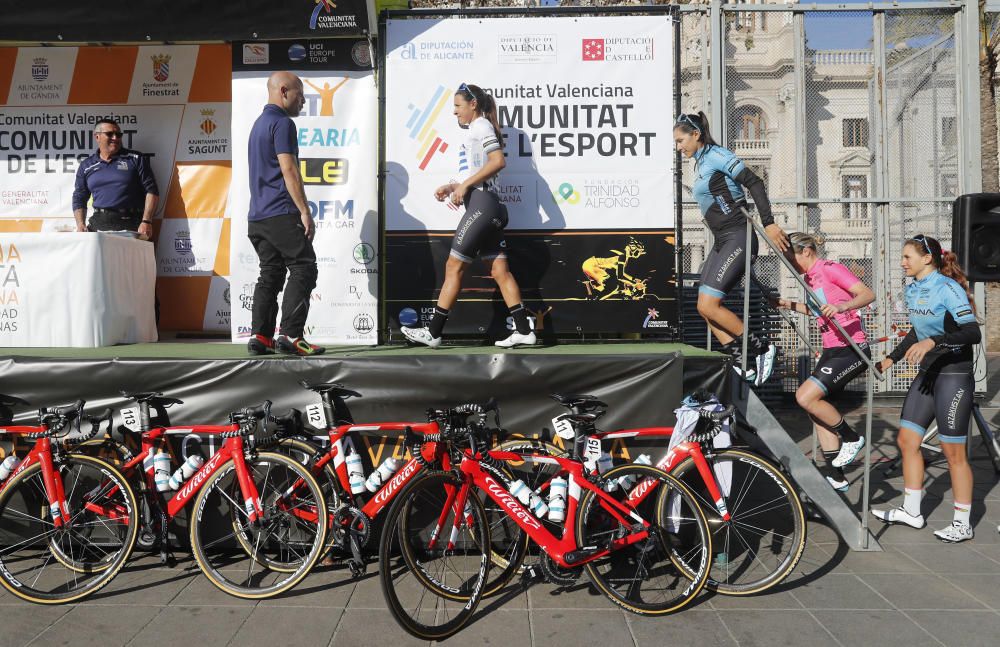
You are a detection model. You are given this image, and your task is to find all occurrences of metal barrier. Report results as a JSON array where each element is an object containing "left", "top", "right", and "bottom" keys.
[{"left": 735, "top": 209, "right": 884, "bottom": 549}]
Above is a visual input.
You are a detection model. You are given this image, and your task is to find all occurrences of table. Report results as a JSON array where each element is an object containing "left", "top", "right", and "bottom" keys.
[{"left": 0, "top": 232, "right": 157, "bottom": 347}]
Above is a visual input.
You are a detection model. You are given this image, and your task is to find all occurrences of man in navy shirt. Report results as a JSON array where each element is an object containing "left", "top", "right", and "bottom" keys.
[
  {"left": 72, "top": 119, "right": 158, "bottom": 239},
  {"left": 246, "top": 71, "right": 324, "bottom": 356}
]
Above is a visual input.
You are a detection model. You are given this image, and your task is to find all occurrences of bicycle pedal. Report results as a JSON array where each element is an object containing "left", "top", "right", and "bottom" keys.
[
  {"left": 520, "top": 564, "right": 543, "bottom": 583},
  {"left": 348, "top": 559, "right": 366, "bottom": 578},
  {"left": 159, "top": 550, "right": 176, "bottom": 568}
]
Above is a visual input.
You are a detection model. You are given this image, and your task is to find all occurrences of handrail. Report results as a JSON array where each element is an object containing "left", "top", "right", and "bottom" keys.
[{"left": 740, "top": 208, "right": 886, "bottom": 382}]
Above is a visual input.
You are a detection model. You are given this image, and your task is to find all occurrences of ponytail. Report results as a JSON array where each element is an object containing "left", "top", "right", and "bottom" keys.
[
  {"left": 674, "top": 110, "right": 718, "bottom": 147},
  {"left": 457, "top": 83, "right": 504, "bottom": 151},
  {"left": 940, "top": 250, "right": 978, "bottom": 315}
]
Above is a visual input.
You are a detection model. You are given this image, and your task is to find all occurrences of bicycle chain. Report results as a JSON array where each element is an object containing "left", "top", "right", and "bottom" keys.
[{"left": 539, "top": 553, "right": 582, "bottom": 586}]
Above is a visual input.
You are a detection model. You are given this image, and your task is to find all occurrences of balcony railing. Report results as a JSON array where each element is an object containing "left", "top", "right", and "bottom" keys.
[
  {"left": 731, "top": 139, "right": 771, "bottom": 153},
  {"left": 811, "top": 50, "right": 875, "bottom": 66}
]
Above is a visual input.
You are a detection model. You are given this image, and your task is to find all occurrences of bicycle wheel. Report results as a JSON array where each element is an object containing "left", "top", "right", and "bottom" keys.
[
  {"left": 577, "top": 463, "right": 711, "bottom": 615},
  {"left": 379, "top": 471, "right": 489, "bottom": 641},
  {"left": 232, "top": 437, "right": 342, "bottom": 572},
  {"left": 190, "top": 451, "right": 327, "bottom": 599},
  {"left": 0, "top": 454, "right": 138, "bottom": 604},
  {"left": 670, "top": 448, "right": 806, "bottom": 595}
]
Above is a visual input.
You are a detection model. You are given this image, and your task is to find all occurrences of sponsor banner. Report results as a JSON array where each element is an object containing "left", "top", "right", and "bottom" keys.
[
  {"left": 155, "top": 217, "right": 225, "bottom": 277},
  {"left": 202, "top": 275, "right": 232, "bottom": 332},
  {"left": 233, "top": 38, "right": 373, "bottom": 72},
  {"left": 229, "top": 50, "right": 378, "bottom": 345},
  {"left": 0, "top": 1, "right": 371, "bottom": 42},
  {"left": 6, "top": 47, "right": 78, "bottom": 106},
  {"left": 0, "top": 105, "right": 183, "bottom": 218},
  {"left": 176, "top": 103, "right": 232, "bottom": 162},
  {"left": 126, "top": 46, "right": 199, "bottom": 105},
  {"left": 385, "top": 230, "right": 677, "bottom": 335},
  {"left": 0, "top": 44, "right": 234, "bottom": 334},
  {"left": 385, "top": 16, "right": 674, "bottom": 231}
]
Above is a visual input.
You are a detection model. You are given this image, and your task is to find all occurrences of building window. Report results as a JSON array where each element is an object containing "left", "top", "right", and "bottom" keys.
[
  {"left": 843, "top": 119, "right": 869, "bottom": 148},
  {"left": 843, "top": 175, "right": 868, "bottom": 220},
  {"left": 730, "top": 105, "right": 767, "bottom": 141},
  {"left": 735, "top": 12, "right": 765, "bottom": 32},
  {"left": 941, "top": 117, "right": 957, "bottom": 148}
]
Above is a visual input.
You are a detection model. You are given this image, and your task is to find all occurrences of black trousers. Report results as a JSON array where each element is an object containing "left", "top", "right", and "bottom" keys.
[
  {"left": 248, "top": 214, "right": 318, "bottom": 339},
  {"left": 87, "top": 210, "right": 143, "bottom": 232}
]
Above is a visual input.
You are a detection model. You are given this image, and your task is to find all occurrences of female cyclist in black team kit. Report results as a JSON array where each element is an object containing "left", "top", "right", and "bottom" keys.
[
  {"left": 872, "top": 235, "right": 980, "bottom": 543},
  {"left": 673, "top": 112, "right": 789, "bottom": 385},
  {"left": 401, "top": 83, "right": 535, "bottom": 349}
]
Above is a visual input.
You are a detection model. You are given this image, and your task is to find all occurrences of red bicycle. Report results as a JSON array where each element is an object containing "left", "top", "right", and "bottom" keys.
[
  {"left": 497, "top": 393, "right": 806, "bottom": 595},
  {"left": 268, "top": 382, "right": 532, "bottom": 594},
  {"left": 0, "top": 395, "right": 138, "bottom": 604},
  {"left": 75, "top": 392, "right": 328, "bottom": 599},
  {"left": 378, "top": 401, "right": 712, "bottom": 640}
]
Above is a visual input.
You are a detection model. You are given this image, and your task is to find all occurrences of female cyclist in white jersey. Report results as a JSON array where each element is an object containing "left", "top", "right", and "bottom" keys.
[{"left": 401, "top": 83, "right": 535, "bottom": 349}]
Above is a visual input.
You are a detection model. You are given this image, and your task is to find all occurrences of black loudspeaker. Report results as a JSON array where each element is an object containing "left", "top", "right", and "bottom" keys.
[{"left": 952, "top": 193, "right": 1000, "bottom": 282}]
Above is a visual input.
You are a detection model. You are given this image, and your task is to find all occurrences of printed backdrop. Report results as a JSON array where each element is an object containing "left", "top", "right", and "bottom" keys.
[
  {"left": 229, "top": 39, "right": 378, "bottom": 345},
  {"left": 384, "top": 16, "right": 678, "bottom": 335},
  {"left": 0, "top": 44, "right": 234, "bottom": 333}
]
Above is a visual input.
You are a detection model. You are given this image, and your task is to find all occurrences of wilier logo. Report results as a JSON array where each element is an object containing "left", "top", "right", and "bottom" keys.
[
  {"left": 151, "top": 54, "right": 171, "bottom": 82},
  {"left": 199, "top": 109, "right": 217, "bottom": 136},
  {"left": 31, "top": 57, "right": 48, "bottom": 82}
]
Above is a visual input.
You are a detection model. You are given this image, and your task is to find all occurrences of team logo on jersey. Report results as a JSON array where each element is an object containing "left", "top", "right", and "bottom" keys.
[
  {"left": 151, "top": 55, "right": 171, "bottom": 82},
  {"left": 30, "top": 57, "right": 48, "bottom": 82},
  {"left": 405, "top": 85, "right": 450, "bottom": 170}
]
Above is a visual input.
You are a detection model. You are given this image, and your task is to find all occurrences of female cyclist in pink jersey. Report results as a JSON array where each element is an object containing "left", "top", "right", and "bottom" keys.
[{"left": 772, "top": 232, "right": 874, "bottom": 492}]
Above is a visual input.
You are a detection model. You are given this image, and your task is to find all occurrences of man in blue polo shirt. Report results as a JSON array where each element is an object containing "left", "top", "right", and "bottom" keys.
[
  {"left": 72, "top": 119, "right": 158, "bottom": 239},
  {"left": 246, "top": 70, "right": 324, "bottom": 356}
]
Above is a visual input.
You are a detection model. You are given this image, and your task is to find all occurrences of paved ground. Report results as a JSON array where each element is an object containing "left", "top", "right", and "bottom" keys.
[{"left": 4, "top": 368, "right": 1000, "bottom": 646}]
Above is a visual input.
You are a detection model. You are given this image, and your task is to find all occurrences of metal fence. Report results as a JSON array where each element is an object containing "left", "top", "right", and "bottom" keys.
[{"left": 677, "top": 2, "right": 974, "bottom": 395}]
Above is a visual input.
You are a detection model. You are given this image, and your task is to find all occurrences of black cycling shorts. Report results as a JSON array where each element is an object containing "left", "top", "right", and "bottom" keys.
[
  {"left": 698, "top": 227, "right": 758, "bottom": 298},
  {"left": 450, "top": 188, "right": 508, "bottom": 263},
  {"left": 808, "top": 343, "right": 871, "bottom": 396},
  {"left": 900, "top": 370, "right": 973, "bottom": 443}
]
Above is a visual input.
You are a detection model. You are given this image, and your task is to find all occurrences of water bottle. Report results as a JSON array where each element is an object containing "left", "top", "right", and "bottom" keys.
[
  {"left": 547, "top": 476, "right": 567, "bottom": 522},
  {"left": 346, "top": 446, "right": 366, "bottom": 494},
  {"left": 167, "top": 454, "right": 205, "bottom": 490},
  {"left": 0, "top": 455, "right": 20, "bottom": 481},
  {"left": 508, "top": 479, "right": 532, "bottom": 505},
  {"left": 509, "top": 479, "right": 548, "bottom": 518},
  {"left": 365, "top": 457, "right": 402, "bottom": 493},
  {"left": 617, "top": 454, "right": 652, "bottom": 490},
  {"left": 527, "top": 490, "right": 549, "bottom": 518},
  {"left": 152, "top": 451, "right": 172, "bottom": 492}
]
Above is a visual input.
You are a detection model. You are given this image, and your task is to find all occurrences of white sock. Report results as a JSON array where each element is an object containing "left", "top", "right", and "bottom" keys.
[
  {"left": 903, "top": 488, "right": 922, "bottom": 517},
  {"left": 953, "top": 501, "right": 971, "bottom": 526}
]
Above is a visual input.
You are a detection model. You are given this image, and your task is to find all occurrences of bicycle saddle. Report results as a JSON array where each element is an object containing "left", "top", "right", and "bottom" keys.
[
  {"left": 120, "top": 391, "right": 184, "bottom": 406},
  {"left": 559, "top": 411, "right": 605, "bottom": 425},
  {"left": 0, "top": 394, "right": 29, "bottom": 408},
  {"left": 299, "top": 381, "right": 362, "bottom": 399},
  {"left": 550, "top": 393, "right": 607, "bottom": 411}
]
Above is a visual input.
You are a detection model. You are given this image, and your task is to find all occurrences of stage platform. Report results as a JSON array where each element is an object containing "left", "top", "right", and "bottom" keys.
[
  {"left": 1, "top": 341, "right": 722, "bottom": 360},
  {"left": 2, "top": 340, "right": 886, "bottom": 550},
  {"left": 1, "top": 342, "right": 729, "bottom": 434}
]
